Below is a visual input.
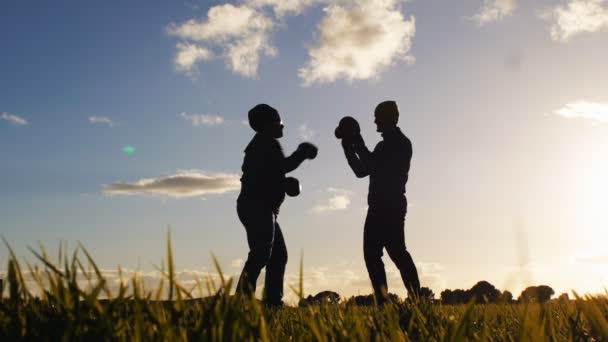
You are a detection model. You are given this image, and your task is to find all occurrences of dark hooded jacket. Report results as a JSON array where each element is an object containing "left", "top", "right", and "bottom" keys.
[{"left": 237, "top": 134, "right": 286, "bottom": 212}]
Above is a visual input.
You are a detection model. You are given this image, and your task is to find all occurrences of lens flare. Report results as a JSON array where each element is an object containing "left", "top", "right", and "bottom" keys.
[{"left": 122, "top": 145, "right": 136, "bottom": 154}]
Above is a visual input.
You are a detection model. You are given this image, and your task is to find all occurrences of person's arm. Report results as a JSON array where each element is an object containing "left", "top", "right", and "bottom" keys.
[
  {"left": 284, "top": 142, "right": 318, "bottom": 173},
  {"left": 352, "top": 134, "right": 372, "bottom": 170},
  {"left": 342, "top": 137, "right": 370, "bottom": 178},
  {"left": 284, "top": 152, "right": 306, "bottom": 173}
]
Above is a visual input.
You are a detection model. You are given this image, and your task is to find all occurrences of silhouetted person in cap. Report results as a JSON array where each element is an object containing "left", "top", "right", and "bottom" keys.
[
  {"left": 236, "top": 104, "right": 317, "bottom": 306},
  {"left": 340, "top": 101, "right": 420, "bottom": 303}
]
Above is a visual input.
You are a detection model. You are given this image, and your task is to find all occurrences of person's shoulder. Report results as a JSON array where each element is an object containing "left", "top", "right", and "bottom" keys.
[
  {"left": 397, "top": 128, "right": 410, "bottom": 142},
  {"left": 245, "top": 134, "right": 283, "bottom": 155},
  {"left": 373, "top": 140, "right": 384, "bottom": 152},
  {"left": 396, "top": 128, "right": 412, "bottom": 151}
]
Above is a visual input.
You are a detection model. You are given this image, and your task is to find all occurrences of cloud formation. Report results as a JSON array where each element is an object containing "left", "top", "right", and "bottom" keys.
[
  {"left": 554, "top": 101, "right": 608, "bottom": 123},
  {"left": 181, "top": 112, "right": 225, "bottom": 126},
  {"left": 167, "top": 0, "right": 416, "bottom": 85},
  {"left": 471, "top": 0, "right": 516, "bottom": 25},
  {"left": 174, "top": 42, "right": 213, "bottom": 75},
  {"left": 247, "top": 0, "right": 321, "bottom": 17},
  {"left": 103, "top": 170, "right": 240, "bottom": 198},
  {"left": 313, "top": 188, "right": 352, "bottom": 213},
  {"left": 231, "top": 258, "right": 244, "bottom": 268},
  {"left": 298, "top": 0, "right": 416, "bottom": 85},
  {"left": 88, "top": 116, "right": 114, "bottom": 127},
  {"left": 167, "top": 3, "right": 276, "bottom": 77},
  {"left": 298, "top": 124, "right": 314, "bottom": 140},
  {"left": 1, "top": 112, "right": 28, "bottom": 126},
  {"left": 546, "top": 0, "right": 608, "bottom": 42}
]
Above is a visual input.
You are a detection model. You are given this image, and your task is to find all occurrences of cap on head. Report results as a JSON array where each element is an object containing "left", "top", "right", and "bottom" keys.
[
  {"left": 248, "top": 104, "right": 280, "bottom": 132},
  {"left": 374, "top": 100, "right": 399, "bottom": 124}
]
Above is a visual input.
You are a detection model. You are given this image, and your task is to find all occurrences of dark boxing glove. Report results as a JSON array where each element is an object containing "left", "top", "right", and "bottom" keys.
[
  {"left": 285, "top": 177, "right": 301, "bottom": 197},
  {"left": 297, "top": 142, "right": 318, "bottom": 160}
]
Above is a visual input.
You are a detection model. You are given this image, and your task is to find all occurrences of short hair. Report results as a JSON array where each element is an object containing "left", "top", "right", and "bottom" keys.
[
  {"left": 375, "top": 100, "right": 399, "bottom": 124},
  {"left": 248, "top": 104, "right": 279, "bottom": 132}
]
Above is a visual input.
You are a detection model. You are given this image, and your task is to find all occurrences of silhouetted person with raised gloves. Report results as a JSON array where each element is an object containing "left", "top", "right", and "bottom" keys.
[
  {"left": 337, "top": 101, "right": 420, "bottom": 303},
  {"left": 236, "top": 104, "right": 318, "bottom": 306}
]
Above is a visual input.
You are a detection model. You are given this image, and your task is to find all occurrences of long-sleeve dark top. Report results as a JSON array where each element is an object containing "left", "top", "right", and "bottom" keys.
[
  {"left": 343, "top": 127, "right": 412, "bottom": 209},
  {"left": 237, "top": 133, "right": 305, "bottom": 213}
]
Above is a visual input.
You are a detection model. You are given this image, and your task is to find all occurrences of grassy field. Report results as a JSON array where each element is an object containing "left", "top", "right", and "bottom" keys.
[{"left": 1, "top": 234, "right": 607, "bottom": 341}]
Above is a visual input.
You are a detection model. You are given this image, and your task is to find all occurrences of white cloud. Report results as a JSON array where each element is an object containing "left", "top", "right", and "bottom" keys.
[
  {"left": 545, "top": 0, "right": 608, "bottom": 42},
  {"left": 554, "top": 101, "right": 608, "bottom": 123},
  {"left": 167, "top": 3, "right": 276, "bottom": 77},
  {"left": 103, "top": 170, "right": 240, "bottom": 198},
  {"left": 231, "top": 258, "right": 244, "bottom": 268},
  {"left": 167, "top": 1, "right": 419, "bottom": 85},
  {"left": 246, "top": 0, "right": 321, "bottom": 17},
  {"left": 174, "top": 42, "right": 212, "bottom": 75},
  {"left": 471, "top": 0, "right": 517, "bottom": 25},
  {"left": 313, "top": 188, "right": 352, "bottom": 213},
  {"left": 181, "top": 112, "right": 225, "bottom": 126},
  {"left": 298, "top": 0, "right": 416, "bottom": 85},
  {"left": 88, "top": 116, "right": 114, "bottom": 127},
  {"left": 298, "top": 124, "right": 314, "bottom": 140},
  {"left": 1, "top": 112, "right": 28, "bottom": 126}
]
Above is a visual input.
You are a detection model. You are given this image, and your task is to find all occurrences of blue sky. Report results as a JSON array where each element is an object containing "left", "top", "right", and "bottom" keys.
[{"left": 2, "top": 0, "right": 608, "bottom": 302}]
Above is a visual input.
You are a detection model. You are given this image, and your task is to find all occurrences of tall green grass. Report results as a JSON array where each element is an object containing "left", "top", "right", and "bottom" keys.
[{"left": 0, "top": 233, "right": 607, "bottom": 341}]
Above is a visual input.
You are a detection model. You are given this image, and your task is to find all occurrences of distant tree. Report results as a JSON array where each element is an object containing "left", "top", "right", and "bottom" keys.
[
  {"left": 536, "top": 285, "right": 555, "bottom": 303},
  {"left": 315, "top": 291, "right": 341, "bottom": 305},
  {"left": 440, "top": 289, "right": 453, "bottom": 304},
  {"left": 387, "top": 293, "right": 401, "bottom": 303},
  {"left": 441, "top": 289, "right": 471, "bottom": 304},
  {"left": 518, "top": 287, "right": 535, "bottom": 303},
  {"left": 452, "top": 289, "right": 470, "bottom": 304},
  {"left": 499, "top": 290, "right": 513, "bottom": 303},
  {"left": 469, "top": 281, "right": 501, "bottom": 304},
  {"left": 345, "top": 293, "right": 401, "bottom": 306},
  {"left": 299, "top": 291, "right": 341, "bottom": 306},
  {"left": 518, "top": 285, "right": 555, "bottom": 303},
  {"left": 347, "top": 294, "right": 374, "bottom": 306},
  {"left": 419, "top": 287, "right": 435, "bottom": 300}
]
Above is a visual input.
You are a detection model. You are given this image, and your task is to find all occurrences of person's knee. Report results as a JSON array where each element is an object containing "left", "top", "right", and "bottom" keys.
[
  {"left": 249, "top": 245, "right": 273, "bottom": 267},
  {"left": 268, "top": 248, "right": 288, "bottom": 268},
  {"left": 389, "top": 249, "right": 414, "bottom": 269},
  {"left": 364, "top": 250, "right": 383, "bottom": 269}
]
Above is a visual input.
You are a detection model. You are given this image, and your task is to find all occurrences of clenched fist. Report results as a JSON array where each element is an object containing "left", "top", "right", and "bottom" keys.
[{"left": 297, "top": 142, "right": 318, "bottom": 160}]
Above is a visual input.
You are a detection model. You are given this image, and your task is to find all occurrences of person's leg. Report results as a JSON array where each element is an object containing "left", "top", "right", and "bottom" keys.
[
  {"left": 363, "top": 208, "right": 388, "bottom": 303},
  {"left": 235, "top": 204, "right": 275, "bottom": 297},
  {"left": 263, "top": 220, "right": 288, "bottom": 306},
  {"left": 385, "top": 209, "right": 420, "bottom": 298}
]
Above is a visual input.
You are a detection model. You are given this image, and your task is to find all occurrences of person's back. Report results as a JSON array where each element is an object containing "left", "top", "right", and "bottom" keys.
[{"left": 367, "top": 127, "right": 411, "bottom": 209}]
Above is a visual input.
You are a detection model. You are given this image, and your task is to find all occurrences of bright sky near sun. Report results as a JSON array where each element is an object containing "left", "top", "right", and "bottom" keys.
[{"left": 1, "top": 0, "right": 608, "bottom": 302}]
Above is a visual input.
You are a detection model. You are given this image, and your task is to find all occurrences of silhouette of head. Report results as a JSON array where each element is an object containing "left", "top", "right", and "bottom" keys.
[
  {"left": 374, "top": 101, "right": 399, "bottom": 132},
  {"left": 248, "top": 104, "right": 284, "bottom": 138}
]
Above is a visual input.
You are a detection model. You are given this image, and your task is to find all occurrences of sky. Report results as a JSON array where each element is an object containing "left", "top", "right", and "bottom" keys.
[{"left": 1, "top": 0, "right": 608, "bottom": 303}]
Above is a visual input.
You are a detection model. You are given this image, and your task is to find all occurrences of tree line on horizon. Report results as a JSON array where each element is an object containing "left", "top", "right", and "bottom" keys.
[
  {"left": 299, "top": 281, "right": 565, "bottom": 306},
  {"left": 0, "top": 277, "right": 564, "bottom": 306}
]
